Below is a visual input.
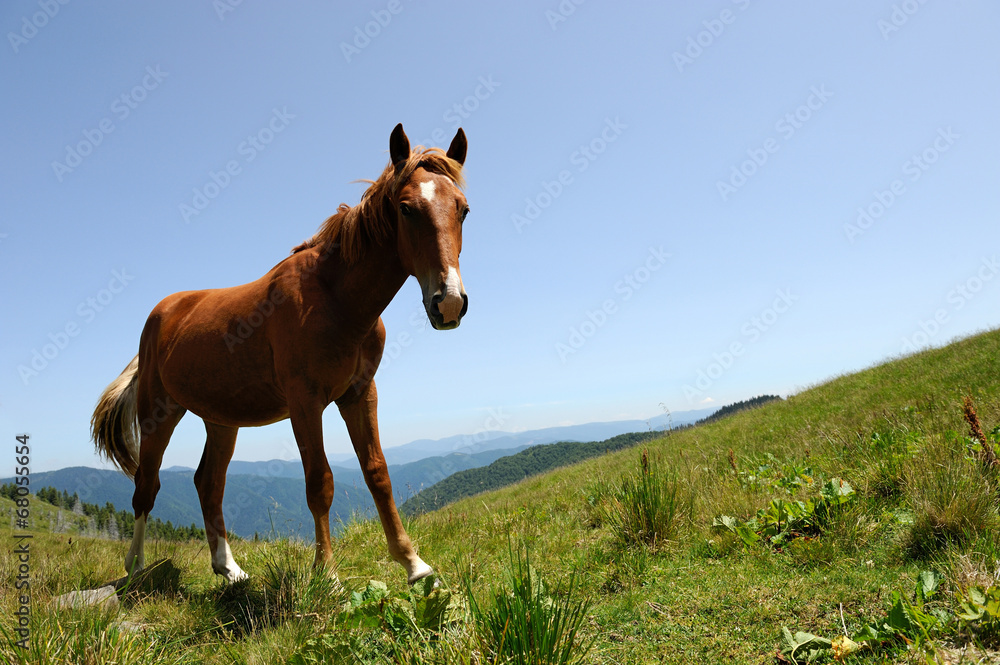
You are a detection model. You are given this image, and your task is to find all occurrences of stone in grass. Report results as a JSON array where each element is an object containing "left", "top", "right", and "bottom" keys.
[
  {"left": 52, "top": 585, "right": 119, "bottom": 610},
  {"left": 115, "top": 558, "right": 181, "bottom": 603},
  {"left": 50, "top": 558, "right": 181, "bottom": 610}
]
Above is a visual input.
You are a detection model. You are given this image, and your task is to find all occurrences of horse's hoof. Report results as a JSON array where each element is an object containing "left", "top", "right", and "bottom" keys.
[
  {"left": 407, "top": 562, "right": 435, "bottom": 586},
  {"left": 223, "top": 567, "right": 249, "bottom": 583},
  {"left": 124, "top": 554, "right": 144, "bottom": 577}
]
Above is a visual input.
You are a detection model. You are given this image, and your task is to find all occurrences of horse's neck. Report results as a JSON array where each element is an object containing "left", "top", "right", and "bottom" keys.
[{"left": 323, "top": 235, "right": 408, "bottom": 327}]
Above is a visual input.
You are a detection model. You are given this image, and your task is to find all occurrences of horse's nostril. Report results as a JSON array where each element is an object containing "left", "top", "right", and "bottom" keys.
[{"left": 460, "top": 294, "right": 469, "bottom": 318}]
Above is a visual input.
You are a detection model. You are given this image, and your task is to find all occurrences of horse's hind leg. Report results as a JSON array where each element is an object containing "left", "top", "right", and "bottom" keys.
[
  {"left": 127, "top": 374, "right": 185, "bottom": 576},
  {"left": 194, "top": 422, "right": 247, "bottom": 582}
]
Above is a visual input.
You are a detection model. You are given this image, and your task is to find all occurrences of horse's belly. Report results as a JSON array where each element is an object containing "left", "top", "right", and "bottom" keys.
[{"left": 160, "top": 356, "right": 290, "bottom": 427}]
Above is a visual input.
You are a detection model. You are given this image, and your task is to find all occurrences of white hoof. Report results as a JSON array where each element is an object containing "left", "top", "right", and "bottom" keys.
[
  {"left": 125, "top": 550, "right": 144, "bottom": 576},
  {"left": 406, "top": 559, "right": 434, "bottom": 585},
  {"left": 220, "top": 564, "right": 249, "bottom": 583},
  {"left": 212, "top": 540, "right": 247, "bottom": 583}
]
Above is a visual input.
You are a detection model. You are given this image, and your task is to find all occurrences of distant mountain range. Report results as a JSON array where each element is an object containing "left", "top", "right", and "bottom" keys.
[
  {"left": 401, "top": 431, "right": 660, "bottom": 515},
  {"left": 6, "top": 408, "right": 716, "bottom": 540},
  {"left": 162, "top": 409, "right": 715, "bottom": 475},
  {"left": 6, "top": 447, "right": 528, "bottom": 539},
  {"left": 322, "top": 409, "right": 714, "bottom": 468}
]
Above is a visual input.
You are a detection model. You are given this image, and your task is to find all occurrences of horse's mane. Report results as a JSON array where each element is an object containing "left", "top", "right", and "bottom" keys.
[{"left": 294, "top": 147, "right": 465, "bottom": 264}]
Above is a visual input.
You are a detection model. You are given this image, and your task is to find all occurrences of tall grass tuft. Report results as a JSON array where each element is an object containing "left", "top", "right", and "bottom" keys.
[
  {"left": 259, "top": 541, "right": 345, "bottom": 623},
  {"left": 209, "top": 542, "right": 346, "bottom": 638},
  {"left": 858, "top": 422, "right": 920, "bottom": 499},
  {"left": 466, "top": 542, "right": 592, "bottom": 665},
  {"left": 0, "top": 606, "right": 198, "bottom": 665},
  {"left": 904, "top": 441, "right": 999, "bottom": 558},
  {"left": 602, "top": 449, "right": 689, "bottom": 548}
]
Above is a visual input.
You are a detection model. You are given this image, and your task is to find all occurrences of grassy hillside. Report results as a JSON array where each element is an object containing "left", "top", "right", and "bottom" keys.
[
  {"left": 3, "top": 330, "right": 1000, "bottom": 663},
  {"left": 1, "top": 493, "right": 93, "bottom": 536}
]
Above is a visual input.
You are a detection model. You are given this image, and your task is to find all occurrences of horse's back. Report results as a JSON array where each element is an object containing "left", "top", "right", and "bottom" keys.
[{"left": 138, "top": 275, "right": 290, "bottom": 426}]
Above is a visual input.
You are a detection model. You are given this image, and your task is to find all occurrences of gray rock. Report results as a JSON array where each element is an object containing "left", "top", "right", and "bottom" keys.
[{"left": 52, "top": 585, "right": 119, "bottom": 610}]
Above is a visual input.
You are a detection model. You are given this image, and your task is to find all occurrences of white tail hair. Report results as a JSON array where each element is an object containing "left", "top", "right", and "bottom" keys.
[{"left": 91, "top": 355, "right": 140, "bottom": 479}]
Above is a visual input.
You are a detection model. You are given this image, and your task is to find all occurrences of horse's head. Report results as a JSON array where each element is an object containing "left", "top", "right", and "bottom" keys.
[{"left": 389, "top": 124, "right": 469, "bottom": 330}]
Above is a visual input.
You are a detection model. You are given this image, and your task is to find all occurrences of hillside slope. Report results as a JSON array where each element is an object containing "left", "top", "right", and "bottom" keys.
[
  {"left": 5, "top": 330, "right": 1000, "bottom": 664},
  {"left": 336, "top": 329, "right": 1000, "bottom": 662}
]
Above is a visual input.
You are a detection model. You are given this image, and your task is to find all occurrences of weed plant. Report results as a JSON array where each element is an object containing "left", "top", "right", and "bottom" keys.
[
  {"left": 466, "top": 542, "right": 592, "bottom": 665},
  {"left": 600, "top": 450, "right": 689, "bottom": 549}
]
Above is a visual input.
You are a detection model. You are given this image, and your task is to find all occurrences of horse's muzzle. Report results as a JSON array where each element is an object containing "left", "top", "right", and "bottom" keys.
[{"left": 427, "top": 292, "right": 468, "bottom": 330}]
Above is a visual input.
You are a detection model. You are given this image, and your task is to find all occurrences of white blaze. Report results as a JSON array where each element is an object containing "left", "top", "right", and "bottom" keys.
[
  {"left": 445, "top": 266, "right": 463, "bottom": 299},
  {"left": 437, "top": 266, "right": 465, "bottom": 324},
  {"left": 419, "top": 180, "right": 436, "bottom": 202}
]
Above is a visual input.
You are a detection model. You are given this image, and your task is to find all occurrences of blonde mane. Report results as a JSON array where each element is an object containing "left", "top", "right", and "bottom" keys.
[{"left": 296, "top": 146, "right": 465, "bottom": 264}]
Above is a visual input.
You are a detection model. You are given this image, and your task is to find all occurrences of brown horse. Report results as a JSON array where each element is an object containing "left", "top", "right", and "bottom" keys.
[{"left": 91, "top": 124, "right": 469, "bottom": 584}]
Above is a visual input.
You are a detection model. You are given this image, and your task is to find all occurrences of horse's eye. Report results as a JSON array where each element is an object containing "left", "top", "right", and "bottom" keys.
[
  {"left": 400, "top": 203, "right": 413, "bottom": 216},
  {"left": 461, "top": 206, "right": 470, "bottom": 222}
]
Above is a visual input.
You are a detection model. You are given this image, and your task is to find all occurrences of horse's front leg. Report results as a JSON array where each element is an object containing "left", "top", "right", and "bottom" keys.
[
  {"left": 338, "top": 380, "right": 433, "bottom": 584},
  {"left": 288, "top": 396, "right": 335, "bottom": 569}
]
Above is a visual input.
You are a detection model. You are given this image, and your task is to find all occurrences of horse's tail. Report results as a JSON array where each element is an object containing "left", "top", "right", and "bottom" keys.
[{"left": 91, "top": 355, "right": 141, "bottom": 480}]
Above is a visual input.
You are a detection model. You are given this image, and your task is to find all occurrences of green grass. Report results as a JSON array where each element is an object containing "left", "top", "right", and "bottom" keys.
[
  {"left": 466, "top": 541, "right": 592, "bottom": 664},
  {"left": 598, "top": 450, "right": 691, "bottom": 549},
  {"left": 4, "top": 329, "right": 1000, "bottom": 663}
]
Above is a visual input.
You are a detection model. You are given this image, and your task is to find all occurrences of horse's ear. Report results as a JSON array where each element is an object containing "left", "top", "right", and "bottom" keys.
[
  {"left": 446, "top": 128, "right": 467, "bottom": 166},
  {"left": 389, "top": 123, "right": 410, "bottom": 170}
]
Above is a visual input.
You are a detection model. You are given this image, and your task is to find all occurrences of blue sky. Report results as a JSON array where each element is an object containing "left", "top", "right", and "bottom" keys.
[{"left": 2, "top": 1, "right": 999, "bottom": 473}]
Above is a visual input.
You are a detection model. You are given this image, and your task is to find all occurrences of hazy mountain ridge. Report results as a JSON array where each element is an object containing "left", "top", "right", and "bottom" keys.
[
  {"left": 5, "top": 446, "right": 535, "bottom": 538},
  {"left": 401, "top": 430, "right": 662, "bottom": 515},
  {"left": 373, "top": 410, "right": 715, "bottom": 465}
]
